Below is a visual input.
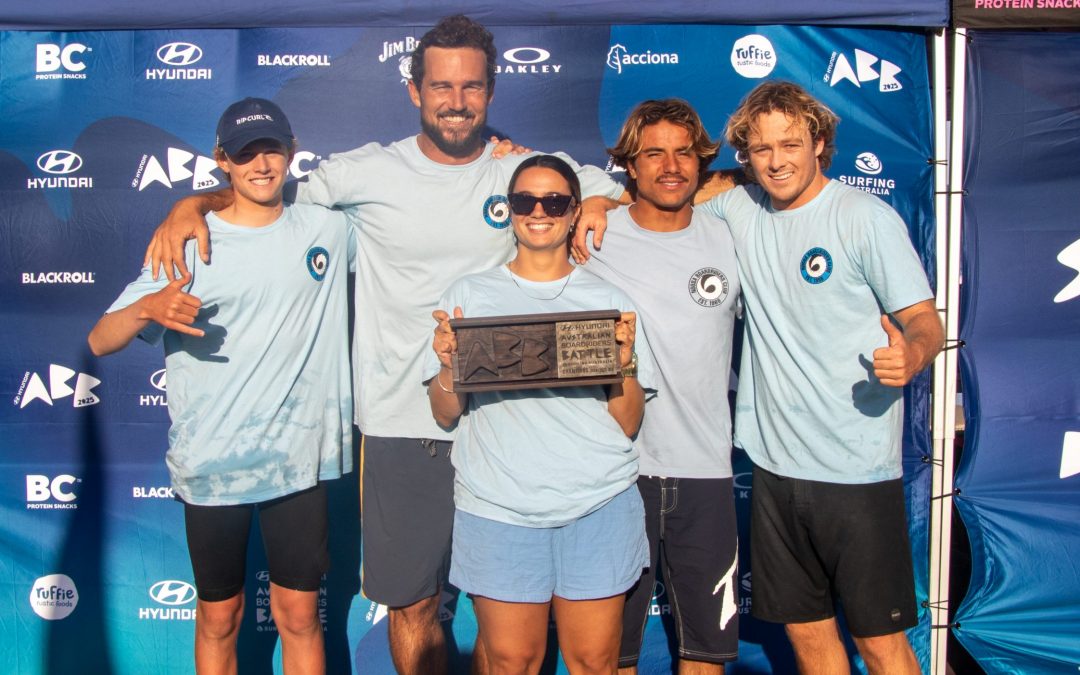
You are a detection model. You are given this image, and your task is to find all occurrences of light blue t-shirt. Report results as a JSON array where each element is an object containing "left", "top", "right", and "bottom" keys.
[
  {"left": 422, "top": 265, "right": 658, "bottom": 527},
  {"left": 584, "top": 205, "right": 741, "bottom": 478},
  {"left": 107, "top": 204, "right": 353, "bottom": 505},
  {"left": 296, "top": 136, "right": 624, "bottom": 440},
  {"left": 699, "top": 181, "right": 932, "bottom": 483}
]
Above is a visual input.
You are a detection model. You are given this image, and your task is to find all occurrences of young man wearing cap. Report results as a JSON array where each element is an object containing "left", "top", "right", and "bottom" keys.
[
  {"left": 89, "top": 98, "right": 353, "bottom": 675},
  {"left": 140, "top": 16, "right": 624, "bottom": 675}
]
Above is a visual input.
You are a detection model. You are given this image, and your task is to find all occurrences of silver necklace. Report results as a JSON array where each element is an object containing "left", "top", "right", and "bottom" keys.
[{"left": 506, "top": 263, "right": 574, "bottom": 301}]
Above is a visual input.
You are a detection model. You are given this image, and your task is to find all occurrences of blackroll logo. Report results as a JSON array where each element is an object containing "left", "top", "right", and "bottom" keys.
[
  {"left": 837, "top": 152, "right": 896, "bottom": 197},
  {"left": 14, "top": 364, "right": 101, "bottom": 409},
  {"left": 147, "top": 42, "right": 211, "bottom": 80},
  {"left": 378, "top": 36, "right": 418, "bottom": 84},
  {"left": 800, "top": 247, "right": 833, "bottom": 284},
  {"left": 824, "top": 48, "right": 902, "bottom": 92},
  {"left": 140, "top": 368, "right": 167, "bottom": 407},
  {"left": 688, "top": 268, "right": 729, "bottom": 307},
  {"left": 140, "top": 580, "right": 196, "bottom": 620},
  {"left": 257, "top": 53, "right": 331, "bottom": 67},
  {"left": 36, "top": 43, "right": 90, "bottom": 80},
  {"left": 132, "top": 148, "right": 220, "bottom": 192},
  {"left": 28, "top": 150, "right": 93, "bottom": 190},
  {"left": 605, "top": 44, "right": 679, "bottom": 75},
  {"left": 21, "top": 271, "right": 95, "bottom": 284},
  {"left": 498, "top": 47, "right": 562, "bottom": 75},
  {"left": 730, "top": 35, "right": 776, "bottom": 78},
  {"left": 26, "top": 474, "right": 80, "bottom": 509},
  {"left": 1053, "top": 238, "right": 1080, "bottom": 304},
  {"left": 30, "top": 574, "right": 79, "bottom": 620}
]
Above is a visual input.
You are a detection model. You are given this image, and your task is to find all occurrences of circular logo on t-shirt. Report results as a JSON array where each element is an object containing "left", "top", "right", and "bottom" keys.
[
  {"left": 484, "top": 195, "right": 511, "bottom": 229},
  {"left": 688, "top": 267, "right": 729, "bottom": 307},
  {"left": 306, "top": 246, "right": 329, "bottom": 281},
  {"left": 800, "top": 247, "right": 832, "bottom": 284}
]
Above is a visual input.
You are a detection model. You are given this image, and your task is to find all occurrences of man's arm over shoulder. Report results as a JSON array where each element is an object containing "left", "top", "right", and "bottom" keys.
[{"left": 291, "top": 141, "right": 387, "bottom": 209}]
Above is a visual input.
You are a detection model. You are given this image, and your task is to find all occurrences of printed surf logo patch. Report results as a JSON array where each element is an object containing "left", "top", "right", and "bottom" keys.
[
  {"left": 306, "top": 247, "right": 329, "bottom": 281},
  {"left": 800, "top": 247, "right": 833, "bottom": 284},
  {"left": 688, "top": 267, "right": 729, "bottom": 307},
  {"left": 484, "top": 195, "right": 511, "bottom": 229}
]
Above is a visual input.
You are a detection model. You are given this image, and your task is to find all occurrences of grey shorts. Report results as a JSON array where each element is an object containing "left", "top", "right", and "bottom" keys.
[
  {"left": 619, "top": 476, "right": 740, "bottom": 666},
  {"left": 360, "top": 435, "right": 455, "bottom": 607}
]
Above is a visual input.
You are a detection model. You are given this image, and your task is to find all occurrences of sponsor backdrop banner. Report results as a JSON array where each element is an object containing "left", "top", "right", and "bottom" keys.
[
  {"left": 0, "top": 25, "right": 933, "bottom": 674},
  {"left": 952, "top": 0, "right": 1080, "bottom": 29},
  {"left": 955, "top": 31, "right": 1080, "bottom": 674},
  {"left": 1, "top": 0, "right": 949, "bottom": 31}
]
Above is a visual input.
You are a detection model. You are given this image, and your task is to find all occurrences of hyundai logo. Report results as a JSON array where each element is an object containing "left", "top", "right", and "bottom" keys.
[
  {"left": 36, "top": 150, "right": 83, "bottom": 175},
  {"left": 256, "top": 570, "right": 270, "bottom": 582},
  {"left": 150, "top": 368, "right": 167, "bottom": 392},
  {"left": 157, "top": 42, "right": 203, "bottom": 67},
  {"left": 503, "top": 47, "right": 550, "bottom": 65},
  {"left": 149, "top": 580, "right": 197, "bottom": 606}
]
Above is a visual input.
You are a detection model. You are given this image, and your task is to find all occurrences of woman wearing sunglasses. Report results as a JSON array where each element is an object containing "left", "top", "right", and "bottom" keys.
[{"left": 425, "top": 154, "right": 656, "bottom": 674}]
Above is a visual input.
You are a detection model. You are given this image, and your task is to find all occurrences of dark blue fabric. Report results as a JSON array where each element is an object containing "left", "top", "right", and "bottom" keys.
[{"left": 956, "top": 30, "right": 1080, "bottom": 674}]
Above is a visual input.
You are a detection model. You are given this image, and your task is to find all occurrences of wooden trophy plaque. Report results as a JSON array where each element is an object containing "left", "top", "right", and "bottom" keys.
[{"left": 450, "top": 310, "right": 623, "bottom": 392}]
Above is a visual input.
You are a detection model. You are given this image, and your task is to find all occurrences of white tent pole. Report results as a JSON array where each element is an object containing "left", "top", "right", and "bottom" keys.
[{"left": 928, "top": 26, "right": 967, "bottom": 675}]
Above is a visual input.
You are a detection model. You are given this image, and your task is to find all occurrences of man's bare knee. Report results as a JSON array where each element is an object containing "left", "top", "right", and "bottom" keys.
[
  {"left": 196, "top": 596, "right": 243, "bottom": 641},
  {"left": 853, "top": 631, "right": 919, "bottom": 675},
  {"left": 390, "top": 594, "right": 441, "bottom": 629}
]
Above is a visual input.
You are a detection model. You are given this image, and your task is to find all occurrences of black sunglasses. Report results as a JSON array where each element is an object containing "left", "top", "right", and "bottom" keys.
[{"left": 508, "top": 193, "right": 576, "bottom": 217}]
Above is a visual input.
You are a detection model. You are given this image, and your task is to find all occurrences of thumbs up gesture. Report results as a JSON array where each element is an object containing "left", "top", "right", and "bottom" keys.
[{"left": 872, "top": 315, "right": 921, "bottom": 387}]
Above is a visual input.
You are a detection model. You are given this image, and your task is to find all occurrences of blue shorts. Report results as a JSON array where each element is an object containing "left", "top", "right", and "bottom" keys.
[{"left": 450, "top": 486, "right": 649, "bottom": 603}]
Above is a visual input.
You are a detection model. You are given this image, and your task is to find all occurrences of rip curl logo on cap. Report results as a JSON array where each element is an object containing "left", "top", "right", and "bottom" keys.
[
  {"left": 688, "top": 267, "right": 729, "bottom": 307},
  {"left": 800, "top": 247, "right": 833, "bottom": 284},
  {"left": 306, "top": 247, "right": 329, "bottom": 281},
  {"left": 483, "top": 195, "right": 511, "bottom": 229}
]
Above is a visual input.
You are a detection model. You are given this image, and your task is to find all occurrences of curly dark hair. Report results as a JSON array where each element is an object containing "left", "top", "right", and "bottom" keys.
[{"left": 410, "top": 15, "right": 497, "bottom": 92}]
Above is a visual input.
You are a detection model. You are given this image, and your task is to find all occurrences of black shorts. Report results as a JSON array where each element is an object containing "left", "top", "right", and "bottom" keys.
[
  {"left": 619, "top": 476, "right": 740, "bottom": 666},
  {"left": 360, "top": 435, "right": 454, "bottom": 607},
  {"left": 749, "top": 467, "right": 917, "bottom": 637},
  {"left": 184, "top": 483, "right": 329, "bottom": 602}
]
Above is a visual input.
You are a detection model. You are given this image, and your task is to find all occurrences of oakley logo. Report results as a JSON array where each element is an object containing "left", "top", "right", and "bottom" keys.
[
  {"left": 150, "top": 368, "right": 167, "bottom": 392},
  {"left": 157, "top": 43, "right": 203, "bottom": 67},
  {"left": 504, "top": 47, "right": 550, "bottom": 65},
  {"left": 36, "top": 151, "right": 83, "bottom": 175},
  {"left": 149, "top": 580, "right": 197, "bottom": 606}
]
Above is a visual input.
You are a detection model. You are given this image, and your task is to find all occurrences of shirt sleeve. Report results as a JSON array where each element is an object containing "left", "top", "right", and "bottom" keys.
[
  {"left": 547, "top": 151, "right": 625, "bottom": 201},
  {"left": 292, "top": 144, "right": 376, "bottom": 209},
  {"left": 855, "top": 200, "right": 934, "bottom": 313}
]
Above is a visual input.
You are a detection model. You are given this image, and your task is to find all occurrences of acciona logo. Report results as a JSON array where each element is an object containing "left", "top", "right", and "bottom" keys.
[
  {"left": 146, "top": 42, "right": 212, "bottom": 80},
  {"left": 30, "top": 574, "right": 79, "bottom": 620},
  {"left": 605, "top": 44, "right": 679, "bottom": 75},
  {"left": 824, "top": 48, "right": 902, "bottom": 92},
  {"left": 13, "top": 364, "right": 101, "bottom": 409},
  {"left": 730, "top": 35, "right": 776, "bottom": 78}
]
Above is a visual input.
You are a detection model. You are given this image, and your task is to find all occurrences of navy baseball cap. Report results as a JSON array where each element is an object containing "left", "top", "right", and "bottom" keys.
[{"left": 215, "top": 97, "right": 294, "bottom": 157}]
